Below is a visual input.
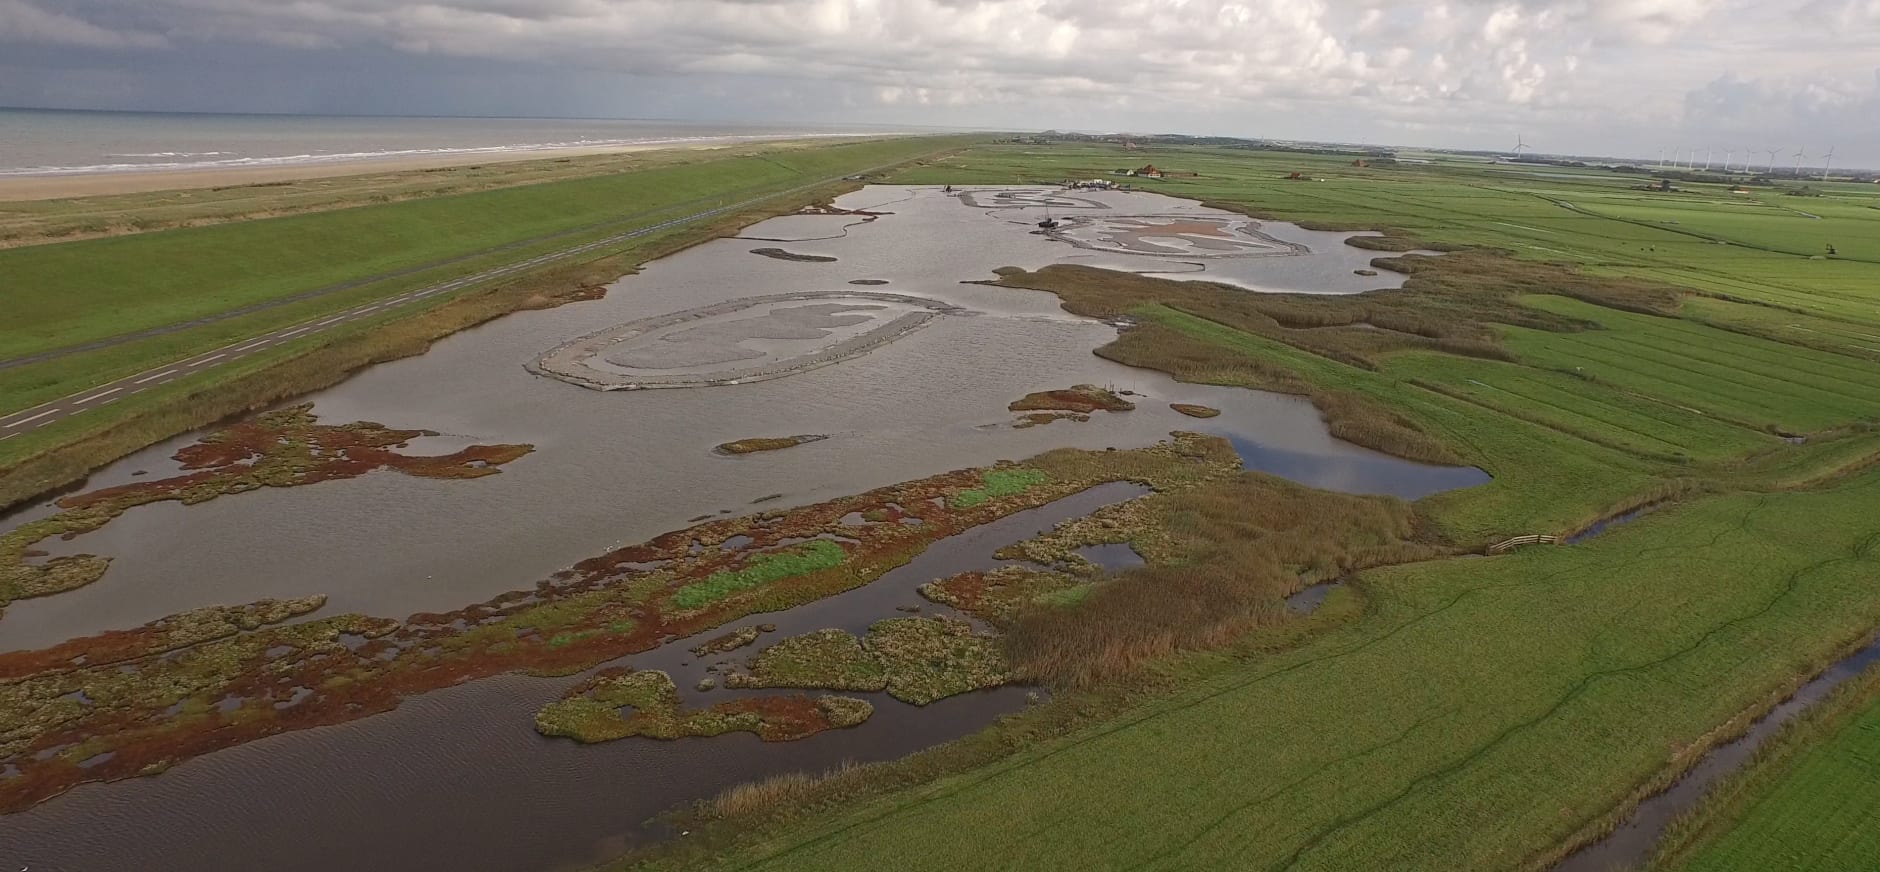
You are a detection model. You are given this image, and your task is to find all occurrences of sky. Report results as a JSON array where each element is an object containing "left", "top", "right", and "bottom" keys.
[{"left": 2, "top": 0, "right": 1876, "bottom": 166}]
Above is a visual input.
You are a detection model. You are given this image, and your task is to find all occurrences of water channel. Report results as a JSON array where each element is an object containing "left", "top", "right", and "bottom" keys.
[{"left": 0, "top": 186, "right": 1486, "bottom": 871}]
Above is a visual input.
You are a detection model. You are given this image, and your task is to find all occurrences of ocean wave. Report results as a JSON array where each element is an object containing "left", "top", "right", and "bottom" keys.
[
  {"left": 102, "top": 151, "right": 237, "bottom": 158},
  {"left": 0, "top": 133, "right": 876, "bottom": 177}
]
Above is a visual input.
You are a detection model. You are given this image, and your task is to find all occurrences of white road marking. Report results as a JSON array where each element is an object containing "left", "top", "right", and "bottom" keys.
[
  {"left": 281, "top": 327, "right": 312, "bottom": 337},
  {"left": 196, "top": 353, "right": 225, "bottom": 365},
  {"left": 134, "top": 369, "right": 179, "bottom": 384},
  {"left": 232, "top": 339, "right": 268, "bottom": 352},
  {"left": 5, "top": 409, "right": 58, "bottom": 429},
  {"left": 74, "top": 387, "right": 123, "bottom": 404}
]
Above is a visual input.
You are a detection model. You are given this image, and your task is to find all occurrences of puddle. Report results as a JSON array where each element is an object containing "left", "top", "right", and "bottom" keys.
[
  {"left": 1565, "top": 505, "right": 1661, "bottom": 545},
  {"left": 718, "top": 535, "right": 753, "bottom": 552},
  {"left": 1553, "top": 635, "right": 1880, "bottom": 872},
  {"left": 1074, "top": 542, "right": 1144, "bottom": 571},
  {"left": 1285, "top": 581, "right": 1344, "bottom": 614},
  {"left": 1214, "top": 432, "right": 1489, "bottom": 500},
  {"left": 75, "top": 752, "right": 116, "bottom": 771}
]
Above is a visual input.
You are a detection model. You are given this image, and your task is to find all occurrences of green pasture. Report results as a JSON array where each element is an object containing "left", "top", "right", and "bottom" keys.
[
  {"left": 1661, "top": 666, "right": 1880, "bottom": 872},
  {"left": 678, "top": 471, "right": 1880, "bottom": 871}
]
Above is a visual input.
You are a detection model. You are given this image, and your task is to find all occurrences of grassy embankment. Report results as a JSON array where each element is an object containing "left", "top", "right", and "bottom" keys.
[
  {"left": 1647, "top": 661, "right": 1880, "bottom": 872},
  {"left": 0, "top": 139, "right": 894, "bottom": 246},
  {"left": 612, "top": 142, "right": 1880, "bottom": 869},
  {"left": 0, "top": 135, "right": 972, "bottom": 507}
]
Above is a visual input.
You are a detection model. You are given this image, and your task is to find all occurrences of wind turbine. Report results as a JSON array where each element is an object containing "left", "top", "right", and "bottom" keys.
[
  {"left": 1723, "top": 148, "right": 1734, "bottom": 173},
  {"left": 1820, "top": 146, "right": 1836, "bottom": 181},
  {"left": 1765, "top": 148, "right": 1780, "bottom": 174},
  {"left": 1512, "top": 135, "right": 1531, "bottom": 159},
  {"left": 1657, "top": 147, "right": 1667, "bottom": 170},
  {"left": 1793, "top": 146, "right": 1808, "bottom": 176},
  {"left": 1702, "top": 148, "right": 1714, "bottom": 171}
]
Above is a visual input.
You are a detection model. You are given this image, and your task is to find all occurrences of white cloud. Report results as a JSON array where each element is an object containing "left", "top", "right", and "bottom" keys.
[{"left": 5, "top": 0, "right": 1877, "bottom": 162}]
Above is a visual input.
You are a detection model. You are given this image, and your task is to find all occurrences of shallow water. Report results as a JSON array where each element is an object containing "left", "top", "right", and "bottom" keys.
[
  {"left": 1214, "top": 432, "right": 1490, "bottom": 500},
  {"left": 1, "top": 186, "right": 1459, "bottom": 652},
  {"left": 1553, "top": 636, "right": 1880, "bottom": 872},
  {"left": 1075, "top": 542, "right": 1145, "bottom": 571},
  {"left": 0, "top": 185, "right": 1486, "bottom": 870},
  {"left": 1564, "top": 504, "right": 1660, "bottom": 544},
  {"left": 0, "top": 486, "right": 1134, "bottom": 872},
  {"left": 1285, "top": 580, "right": 1345, "bottom": 614}
]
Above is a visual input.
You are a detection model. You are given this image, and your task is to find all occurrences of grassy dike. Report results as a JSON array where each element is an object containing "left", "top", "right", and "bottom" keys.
[
  {"left": 0, "top": 135, "right": 973, "bottom": 509},
  {"left": 610, "top": 142, "right": 1880, "bottom": 869},
  {"left": 0, "top": 138, "right": 897, "bottom": 247}
]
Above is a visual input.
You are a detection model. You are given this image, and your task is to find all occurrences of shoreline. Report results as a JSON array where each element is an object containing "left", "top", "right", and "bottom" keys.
[{"left": 0, "top": 136, "right": 873, "bottom": 201}]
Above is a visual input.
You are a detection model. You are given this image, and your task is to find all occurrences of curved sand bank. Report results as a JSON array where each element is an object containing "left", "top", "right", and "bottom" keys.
[{"left": 528, "top": 291, "right": 962, "bottom": 390}]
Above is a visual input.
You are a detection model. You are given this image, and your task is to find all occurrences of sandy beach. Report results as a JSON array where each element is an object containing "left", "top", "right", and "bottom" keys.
[{"left": 0, "top": 138, "right": 819, "bottom": 201}]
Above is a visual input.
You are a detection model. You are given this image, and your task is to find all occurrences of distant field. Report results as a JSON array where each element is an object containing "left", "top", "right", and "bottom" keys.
[
  {"left": 615, "top": 141, "right": 1880, "bottom": 871},
  {"left": 663, "top": 471, "right": 1880, "bottom": 871},
  {"left": 0, "top": 138, "right": 905, "bottom": 246}
]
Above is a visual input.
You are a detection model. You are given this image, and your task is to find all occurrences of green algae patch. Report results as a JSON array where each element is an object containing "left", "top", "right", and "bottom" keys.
[
  {"left": 715, "top": 435, "right": 827, "bottom": 455},
  {"left": 671, "top": 540, "right": 847, "bottom": 610},
  {"left": 950, "top": 468, "right": 1051, "bottom": 509},
  {"left": 0, "top": 595, "right": 328, "bottom": 681},
  {"left": 534, "top": 668, "right": 872, "bottom": 743},
  {"left": 0, "top": 404, "right": 531, "bottom": 616},
  {"left": 725, "top": 617, "right": 1011, "bottom": 706},
  {"left": 725, "top": 629, "right": 887, "bottom": 692},
  {"left": 918, "top": 566, "right": 1080, "bottom": 628},
  {"left": 691, "top": 625, "right": 765, "bottom": 657},
  {"left": 0, "top": 433, "right": 1240, "bottom": 813},
  {"left": 816, "top": 695, "right": 874, "bottom": 728},
  {"left": 1170, "top": 403, "right": 1221, "bottom": 418},
  {"left": 868, "top": 617, "right": 1011, "bottom": 705}
]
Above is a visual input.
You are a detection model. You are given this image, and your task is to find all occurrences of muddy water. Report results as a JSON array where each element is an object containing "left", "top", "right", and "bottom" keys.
[
  {"left": 0, "top": 185, "right": 1485, "bottom": 871},
  {"left": 0, "top": 486, "right": 1135, "bottom": 872},
  {"left": 1285, "top": 580, "right": 1345, "bottom": 614},
  {"left": 1553, "top": 636, "right": 1880, "bottom": 872}
]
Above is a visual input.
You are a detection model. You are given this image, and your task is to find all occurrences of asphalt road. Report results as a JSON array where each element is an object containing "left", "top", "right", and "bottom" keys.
[{"left": 0, "top": 164, "right": 899, "bottom": 443}]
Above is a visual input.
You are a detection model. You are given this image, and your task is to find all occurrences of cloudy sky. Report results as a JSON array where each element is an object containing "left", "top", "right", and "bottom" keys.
[{"left": 3, "top": 0, "right": 1876, "bottom": 165}]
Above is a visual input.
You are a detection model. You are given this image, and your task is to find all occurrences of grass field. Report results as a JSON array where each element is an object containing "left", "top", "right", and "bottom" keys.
[
  {"left": 641, "top": 471, "right": 1880, "bottom": 871},
  {"left": 1652, "top": 664, "right": 1880, "bottom": 872},
  {"left": 0, "top": 140, "right": 871, "bottom": 246},
  {"left": 608, "top": 141, "right": 1880, "bottom": 870}
]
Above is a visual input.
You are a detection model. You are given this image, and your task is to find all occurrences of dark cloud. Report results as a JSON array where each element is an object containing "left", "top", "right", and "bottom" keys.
[{"left": 1, "top": 0, "right": 1875, "bottom": 163}]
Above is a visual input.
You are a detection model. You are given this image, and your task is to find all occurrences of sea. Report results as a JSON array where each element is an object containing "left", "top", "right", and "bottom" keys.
[{"left": 0, "top": 108, "right": 935, "bottom": 176}]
